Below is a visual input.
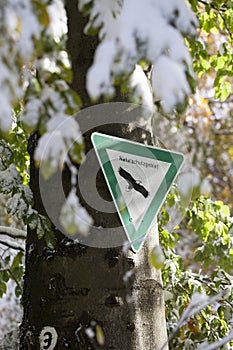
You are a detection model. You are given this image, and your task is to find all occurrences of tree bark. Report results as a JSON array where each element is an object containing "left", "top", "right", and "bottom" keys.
[{"left": 20, "top": 2, "right": 168, "bottom": 349}]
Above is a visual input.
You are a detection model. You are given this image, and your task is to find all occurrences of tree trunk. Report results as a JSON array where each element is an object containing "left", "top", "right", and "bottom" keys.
[{"left": 20, "top": 2, "right": 168, "bottom": 349}]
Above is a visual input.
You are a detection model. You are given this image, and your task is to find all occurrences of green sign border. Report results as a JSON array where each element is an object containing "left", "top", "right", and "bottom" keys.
[{"left": 91, "top": 132, "right": 184, "bottom": 251}]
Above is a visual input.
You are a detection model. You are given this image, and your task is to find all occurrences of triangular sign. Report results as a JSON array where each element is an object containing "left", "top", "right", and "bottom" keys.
[{"left": 91, "top": 132, "right": 184, "bottom": 252}]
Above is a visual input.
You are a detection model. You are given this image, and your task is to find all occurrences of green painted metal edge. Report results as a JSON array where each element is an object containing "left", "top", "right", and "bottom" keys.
[{"left": 91, "top": 132, "right": 184, "bottom": 252}]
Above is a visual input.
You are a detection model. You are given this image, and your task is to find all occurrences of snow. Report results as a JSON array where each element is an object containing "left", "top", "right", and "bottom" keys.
[
  {"left": 163, "top": 292, "right": 221, "bottom": 350},
  {"left": 46, "top": 114, "right": 81, "bottom": 138},
  {"left": 1, "top": 0, "right": 199, "bottom": 246},
  {"left": 85, "top": 327, "right": 95, "bottom": 339},
  {"left": 0, "top": 141, "right": 12, "bottom": 171},
  {"left": 60, "top": 190, "right": 93, "bottom": 236},
  {"left": 0, "top": 0, "right": 68, "bottom": 134},
  {"left": 197, "top": 330, "right": 233, "bottom": 350},
  {"left": 7, "top": 193, "right": 28, "bottom": 217},
  {"left": 0, "top": 165, "right": 22, "bottom": 194},
  {"left": 0, "top": 226, "right": 26, "bottom": 239},
  {"left": 175, "top": 293, "right": 220, "bottom": 331},
  {"left": 7, "top": 0, "right": 41, "bottom": 60},
  {"left": 87, "top": 40, "right": 117, "bottom": 99},
  {"left": 129, "top": 65, "right": 154, "bottom": 115},
  {"left": 0, "top": 279, "right": 22, "bottom": 340},
  {"left": 0, "top": 0, "right": 41, "bottom": 132},
  {"left": 80, "top": 0, "right": 122, "bottom": 39},
  {"left": 0, "top": 246, "right": 23, "bottom": 344},
  {"left": 20, "top": 99, "right": 42, "bottom": 131},
  {"left": 35, "top": 132, "right": 67, "bottom": 179},
  {"left": 86, "top": 0, "right": 197, "bottom": 113},
  {"left": 21, "top": 77, "right": 72, "bottom": 132},
  {"left": 46, "top": 0, "right": 67, "bottom": 41},
  {"left": 34, "top": 114, "right": 83, "bottom": 179},
  {"left": 158, "top": 0, "right": 197, "bottom": 35},
  {"left": 0, "top": 235, "right": 24, "bottom": 251},
  {"left": 151, "top": 56, "right": 190, "bottom": 113}
]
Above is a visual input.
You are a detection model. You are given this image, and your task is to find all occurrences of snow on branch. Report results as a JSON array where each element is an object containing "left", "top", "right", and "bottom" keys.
[
  {"left": 0, "top": 226, "right": 26, "bottom": 239},
  {"left": 34, "top": 113, "right": 84, "bottom": 179},
  {"left": 160, "top": 292, "right": 220, "bottom": 350},
  {"left": 197, "top": 330, "right": 233, "bottom": 350},
  {"left": 0, "top": 0, "right": 41, "bottom": 132},
  {"left": 0, "top": 226, "right": 26, "bottom": 251},
  {"left": 84, "top": 0, "right": 198, "bottom": 113},
  {"left": 0, "top": 237, "right": 24, "bottom": 252}
]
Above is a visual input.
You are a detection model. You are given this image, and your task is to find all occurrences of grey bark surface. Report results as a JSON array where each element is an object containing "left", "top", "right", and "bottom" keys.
[{"left": 20, "top": 1, "right": 168, "bottom": 349}]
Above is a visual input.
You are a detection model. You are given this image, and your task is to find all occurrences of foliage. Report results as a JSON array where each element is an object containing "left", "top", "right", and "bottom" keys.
[
  {"left": 159, "top": 194, "right": 233, "bottom": 349},
  {"left": 0, "top": 252, "right": 24, "bottom": 299},
  {"left": 184, "top": 0, "right": 233, "bottom": 210},
  {"left": 0, "top": 139, "right": 53, "bottom": 243},
  {"left": 188, "top": 0, "right": 233, "bottom": 102},
  {"left": 0, "top": 0, "right": 88, "bottom": 237},
  {"left": 81, "top": 0, "right": 198, "bottom": 114},
  {"left": 187, "top": 198, "right": 233, "bottom": 272}
]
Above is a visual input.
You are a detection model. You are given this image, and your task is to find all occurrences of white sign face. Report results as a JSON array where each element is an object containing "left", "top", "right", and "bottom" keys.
[
  {"left": 91, "top": 132, "right": 184, "bottom": 252},
  {"left": 106, "top": 148, "right": 171, "bottom": 230}
]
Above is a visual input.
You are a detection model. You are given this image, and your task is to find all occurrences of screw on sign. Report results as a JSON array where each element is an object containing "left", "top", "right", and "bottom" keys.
[{"left": 39, "top": 327, "right": 58, "bottom": 350}]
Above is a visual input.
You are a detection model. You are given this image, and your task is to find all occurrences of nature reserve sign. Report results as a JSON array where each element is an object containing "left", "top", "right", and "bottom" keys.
[{"left": 91, "top": 132, "right": 184, "bottom": 251}]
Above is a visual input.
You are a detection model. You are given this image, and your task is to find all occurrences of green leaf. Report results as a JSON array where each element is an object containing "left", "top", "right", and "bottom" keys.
[
  {"left": 0, "top": 282, "right": 7, "bottom": 298},
  {"left": 44, "top": 231, "right": 57, "bottom": 250}
]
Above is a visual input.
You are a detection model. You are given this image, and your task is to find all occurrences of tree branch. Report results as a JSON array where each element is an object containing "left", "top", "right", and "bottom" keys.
[
  {"left": 0, "top": 226, "right": 26, "bottom": 239},
  {"left": 197, "top": 0, "right": 233, "bottom": 39},
  {"left": 214, "top": 130, "right": 233, "bottom": 135},
  {"left": 0, "top": 239, "right": 24, "bottom": 252},
  {"left": 197, "top": 0, "right": 227, "bottom": 12}
]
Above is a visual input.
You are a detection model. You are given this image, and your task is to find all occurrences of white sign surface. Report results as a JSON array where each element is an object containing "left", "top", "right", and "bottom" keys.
[
  {"left": 91, "top": 132, "right": 184, "bottom": 251},
  {"left": 106, "top": 148, "right": 171, "bottom": 230}
]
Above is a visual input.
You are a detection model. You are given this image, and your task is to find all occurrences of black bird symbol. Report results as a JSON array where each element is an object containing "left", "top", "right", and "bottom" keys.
[{"left": 118, "top": 167, "right": 149, "bottom": 198}]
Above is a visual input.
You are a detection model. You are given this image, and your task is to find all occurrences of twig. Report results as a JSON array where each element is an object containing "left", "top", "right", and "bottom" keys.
[{"left": 198, "top": 0, "right": 227, "bottom": 12}]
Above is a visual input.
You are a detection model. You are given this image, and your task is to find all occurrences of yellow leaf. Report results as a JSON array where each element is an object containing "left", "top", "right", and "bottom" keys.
[
  {"left": 96, "top": 325, "right": 105, "bottom": 346},
  {"left": 149, "top": 245, "right": 165, "bottom": 269},
  {"left": 33, "top": 2, "right": 50, "bottom": 26}
]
